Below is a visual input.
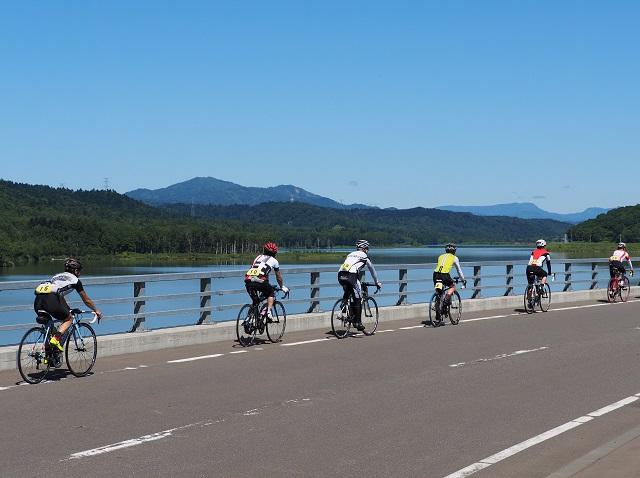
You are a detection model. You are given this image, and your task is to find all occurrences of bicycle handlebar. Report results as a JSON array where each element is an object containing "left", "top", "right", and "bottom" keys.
[
  {"left": 71, "top": 309, "right": 100, "bottom": 324},
  {"left": 361, "top": 282, "right": 381, "bottom": 294}
]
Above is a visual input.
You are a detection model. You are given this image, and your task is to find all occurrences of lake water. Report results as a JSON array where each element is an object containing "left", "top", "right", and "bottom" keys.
[{"left": 0, "top": 246, "right": 606, "bottom": 346}]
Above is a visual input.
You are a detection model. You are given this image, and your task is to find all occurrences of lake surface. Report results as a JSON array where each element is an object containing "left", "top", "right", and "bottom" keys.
[{"left": 0, "top": 246, "right": 607, "bottom": 346}]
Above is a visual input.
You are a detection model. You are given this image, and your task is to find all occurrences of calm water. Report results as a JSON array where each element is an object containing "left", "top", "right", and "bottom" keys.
[{"left": 2, "top": 246, "right": 603, "bottom": 346}]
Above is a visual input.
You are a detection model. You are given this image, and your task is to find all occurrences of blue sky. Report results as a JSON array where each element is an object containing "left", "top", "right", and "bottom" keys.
[{"left": 1, "top": 1, "right": 638, "bottom": 213}]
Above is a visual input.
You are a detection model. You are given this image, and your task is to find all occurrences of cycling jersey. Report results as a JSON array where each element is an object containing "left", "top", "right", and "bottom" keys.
[
  {"left": 434, "top": 253, "right": 465, "bottom": 281},
  {"left": 610, "top": 250, "right": 633, "bottom": 268},
  {"left": 338, "top": 250, "right": 380, "bottom": 283},
  {"left": 528, "top": 248, "right": 551, "bottom": 274},
  {"left": 34, "top": 272, "right": 84, "bottom": 296},
  {"left": 245, "top": 255, "right": 280, "bottom": 283}
]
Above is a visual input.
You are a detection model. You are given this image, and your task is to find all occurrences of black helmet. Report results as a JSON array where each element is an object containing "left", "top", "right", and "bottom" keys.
[
  {"left": 445, "top": 243, "right": 456, "bottom": 254},
  {"left": 64, "top": 257, "right": 82, "bottom": 272}
]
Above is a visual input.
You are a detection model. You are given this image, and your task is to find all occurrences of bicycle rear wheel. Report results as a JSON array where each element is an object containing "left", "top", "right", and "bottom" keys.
[
  {"left": 266, "top": 301, "right": 287, "bottom": 343},
  {"left": 620, "top": 277, "right": 630, "bottom": 302},
  {"left": 538, "top": 284, "right": 551, "bottom": 312},
  {"left": 607, "top": 278, "right": 617, "bottom": 302},
  {"left": 524, "top": 285, "right": 535, "bottom": 314},
  {"left": 331, "top": 299, "right": 351, "bottom": 338},
  {"left": 65, "top": 323, "right": 97, "bottom": 377},
  {"left": 236, "top": 304, "right": 257, "bottom": 346},
  {"left": 448, "top": 292, "right": 462, "bottom": 325},
  {"left": 429, "top": 293, "right": 443, "bottom": 326},
  {"left": 17, "top": 327, "right": 50, "bottom": 384},
  {"left": 361, "top": 297, "right": 379, "bottom": 336}
]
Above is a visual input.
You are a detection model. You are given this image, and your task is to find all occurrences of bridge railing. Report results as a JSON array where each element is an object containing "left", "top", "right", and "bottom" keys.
[{"left": 0, "top": 258, "right": 620, "bottom": 342}]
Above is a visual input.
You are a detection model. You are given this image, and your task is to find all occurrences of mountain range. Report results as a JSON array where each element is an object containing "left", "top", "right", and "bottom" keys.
[
  {"left": 436, "top": 203, "right": 608, "bottom": 224},
  {"left": 127, "top": 177, "right": 607, "bottom": 223},
  {"left": 126, "top": 177, "right": 372, "bottom": 209}
]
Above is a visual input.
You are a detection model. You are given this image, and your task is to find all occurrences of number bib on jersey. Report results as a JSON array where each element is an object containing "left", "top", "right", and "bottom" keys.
[
  {"left": 610, "top": 256, "right": 619, "bottom": 262},
  {"left": 246, "top": 268, "right": 261, "bottom": 277},
  {"left": 35, "top": 283, "right": 54, "bottom": 295},
  {"left": 340, "top": 263, "right": 351, "bottom": 272},
  {"left": 435, "top": 282, "right": 444, "bottom": 290}
]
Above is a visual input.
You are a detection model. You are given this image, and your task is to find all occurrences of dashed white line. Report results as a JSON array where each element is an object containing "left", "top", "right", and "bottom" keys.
[
  {"left": 399, "top": 325, "right": 423, "bottom": 330},
  {"left": 281, "top": 338, "right": 334, "bottom": 347},
  {"left": 377, "top": 329, "right": 395, "bottom": 333},
  {"left": 442, "top": 392, "right": 640, "bottom": 478},
  {"left": 449, "top": 346, "right": 550, "bottom": 368},
  {"left": 229, "top": 350, "right": 248, "bottom": 354},
  {"left": 167, "top": 354, "right": 224, "bottom": 364}
]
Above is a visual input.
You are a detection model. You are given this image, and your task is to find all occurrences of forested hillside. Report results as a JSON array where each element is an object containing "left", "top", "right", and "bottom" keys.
[
  {"left": 568, "top": 205, "right": 640, "bottom": 242},
  {"left": 0, "top": 180, "right": 570, "bottom": 264}
]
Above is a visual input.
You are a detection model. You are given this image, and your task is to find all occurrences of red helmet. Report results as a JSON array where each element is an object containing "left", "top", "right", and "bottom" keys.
[{"left": 263, "top": 242, "right": 279, "bottom": 255}]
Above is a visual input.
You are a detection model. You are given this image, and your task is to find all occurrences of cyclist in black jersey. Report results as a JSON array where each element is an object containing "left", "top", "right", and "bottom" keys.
[{"left": 33, "top": 258, "right": 102, "bottom": 351}]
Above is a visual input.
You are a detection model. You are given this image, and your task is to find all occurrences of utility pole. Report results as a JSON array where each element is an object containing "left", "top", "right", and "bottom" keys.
[{"left": 104, "top": 178, "right": 110, "bottom": 190}]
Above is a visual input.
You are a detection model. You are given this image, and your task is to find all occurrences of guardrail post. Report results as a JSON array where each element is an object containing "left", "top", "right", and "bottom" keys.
[
  {"left": 505, "top": 264, "right": 514, "bottom": 296},
  {"left": 397, "top": 268, "right": 408, "bottom": 305},
  {"left": 308, "top": 272, "right": 320, "bottom": 313},
  {"left": 198, "top": 277, "right": 212, "bottom": 324},
  {"left": 472, "top": 265, "right": 481, "bottom": 299},
  {"left": 563, "top": 263, "right": 572, "bottom": 292},
  {"left": 591, "top": 262, "right": 598, "bottom": 289},
  {"left": 131, "top": 281, "right": 146, "bottom": 332}
]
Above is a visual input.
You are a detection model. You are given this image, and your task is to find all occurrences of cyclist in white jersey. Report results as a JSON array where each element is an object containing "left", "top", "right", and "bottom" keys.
[
  {"left": 33, "top": 258, "right": 103, "bottom": 351},
  {"left": 244, "top": 242, "right": 289, "bottom": 320},
  {"left": 337, "top": 240, "right": 382, "bottom": 331},
  {"left": 609, "top": 242, "right": 634, "bottom": 279}
]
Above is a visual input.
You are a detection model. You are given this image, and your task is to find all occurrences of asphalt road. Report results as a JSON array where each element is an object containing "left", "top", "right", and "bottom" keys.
[{"left": 2, "top": 296, "right": 640, "bottom": 478}]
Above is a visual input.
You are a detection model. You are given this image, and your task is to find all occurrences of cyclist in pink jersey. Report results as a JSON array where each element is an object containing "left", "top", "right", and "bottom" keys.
[{"left": 609, "top": 242, "right": 634, "bottom": 279}]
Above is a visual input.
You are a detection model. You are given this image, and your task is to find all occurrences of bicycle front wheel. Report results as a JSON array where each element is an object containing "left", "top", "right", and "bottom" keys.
[
  {"left": 65, "top": 323, "right": 97, "bottom": 377},
  {"left": 266, "top": 301, "right": 287, "bottom": 343},
  {"left": 331, "top": 299, "right": 351, "bottom": 338},
  {"left": 620, "top": 277, "right": 630, "bottom": 302},
  {"left": 236, "top": 304, "right": 257, "bottom": 346},
  {"left": 18, "top": 327, "right": 50, "bottom": 384},
  {"left": 429, "top": 293, "right": 443, "bottom": 326},
  {"left": 538, "top": 284, "right": 551, "bottom": 312},
  {"left": 361, "top": 297, "right": 379, "bottom": 336},
  {"left": 449, "top": 292, "right": 462, "bottom": 325},
  {"left": 524, "top": 286, "right": 535, "bottom": 314}
]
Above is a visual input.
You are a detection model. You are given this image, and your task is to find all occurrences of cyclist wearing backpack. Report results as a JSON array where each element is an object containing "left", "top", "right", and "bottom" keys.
[
  {"left": 244, "top": 242, "right": 289, "bottom": 321},
  {"left": 33, "top": 257, "right": 103, "bottom": 351},
  {"left": 337, "top": 240, "right": 382, "bottom": 331}
]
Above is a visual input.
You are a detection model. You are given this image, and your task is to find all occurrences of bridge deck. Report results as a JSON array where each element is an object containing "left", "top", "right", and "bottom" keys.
[{"left": 1, "top": 297, "right": 640, "bottom": 477}]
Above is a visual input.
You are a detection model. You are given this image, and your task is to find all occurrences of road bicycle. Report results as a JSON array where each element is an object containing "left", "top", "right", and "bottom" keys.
[
  {"left": 236, "top": 287, "right": 289, "bottom": 346},
  {"left": 607, "top": 269, "right": 632, "bottom": 303},
  {"left": 428, "top": 277, "right": 463, "bottom": 327},
  {"left": 17, "top": 309, "right": 99, "bottom": 384},
  {"left": 331, "top": 282, "right": 379, "bottom": 338},
  {"left": 524, "top": 275, "right": 553, "bottom": 314}
]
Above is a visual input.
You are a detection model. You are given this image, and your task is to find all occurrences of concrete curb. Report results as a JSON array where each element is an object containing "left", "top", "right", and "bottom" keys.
[{"left": 1, "top": 287, "right": 630, "bottom": 372}]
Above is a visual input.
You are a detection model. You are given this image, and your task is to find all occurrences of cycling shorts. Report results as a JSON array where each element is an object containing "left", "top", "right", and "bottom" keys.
[
  {"left": 433, "top": 272, "right": 454, "bottom": 288},
  {"left": 245, "top": 280, "right": 275, "bottom": 303},
  {"left": 338, "top": 271, "right": 362, "bottom": 301},
  {"left": 526, "top": 265, "right": 547, "bottom": 284},
  {"left": 609, "top": 260, "right": 626, "bottom": 278},
  {"left": 33, "top": 293, "right": 70, "bottom": 322}
]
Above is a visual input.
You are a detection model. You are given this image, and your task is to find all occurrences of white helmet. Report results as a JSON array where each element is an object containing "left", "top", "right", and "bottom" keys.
[
  {"left": 356, "top": 239, "right": 370, "bottom": 250},
  {"left": 536, "top": 239, "right": 547, "bottom": 248},
  {"left": 618, "top": 242, "right": 627, "bottom": 249}
]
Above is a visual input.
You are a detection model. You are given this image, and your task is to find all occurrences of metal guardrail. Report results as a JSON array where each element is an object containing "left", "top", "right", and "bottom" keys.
[{"left": 0, "top": 258, "right": 619, "bottom": 334}]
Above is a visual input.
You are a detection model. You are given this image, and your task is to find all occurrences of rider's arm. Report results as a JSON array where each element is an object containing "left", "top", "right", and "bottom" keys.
[
  {"left": 546, "top": 254, "right": 552, "bottom": 275},
  {"left": 78, "top": 290, "right": 102, "bottom": 317},
  {"left": 453, "top": 257, "right": 465, "bottom": 282},
  {"left": 365, "top": 258, "right": 382, "bottom": 287},
  {"left": 275, "top": 270, "right": 284, "bottom": 288}
]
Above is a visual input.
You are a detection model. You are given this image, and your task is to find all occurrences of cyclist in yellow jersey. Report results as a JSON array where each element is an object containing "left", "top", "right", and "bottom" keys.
[{"left": 433, "top": 243, "right": 467, "bottom": 306}]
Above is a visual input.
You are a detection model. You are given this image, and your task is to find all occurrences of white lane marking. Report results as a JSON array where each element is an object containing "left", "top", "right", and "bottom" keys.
[
  {"left": 229, "top": 350, "right": 248, "bottom": 354},
  {"left": 65, "top": 419, "right": 214, "bottom": 461},
  {"left": 442, "top": 392, "right": 640, "bottom": 478},
  {"left": 399, "top": 325, "right": 423, "bottom": 330},
  {"left": 587, "top": 396, "right": 638, "bottom": 417},
  {"left": 464, "top": 314, "right": 509, "bottom": 323},
  {"left": 167, "top": 354, "right": 223, "bottom": 364},
  {"left": 449, "top": 347, "right": 549, "bottom": 368},
  {"left": 377, "top": 329, "right": 395, "bottom": 333},
  {"left": 103, "top": 365, "right": 149, "bottom": 373},
  {"left": 0, "top": 385, "right": 17, "bottom": 391},
  {"left": 281, "top": 338, "right": 334, "bottom": 347}
]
